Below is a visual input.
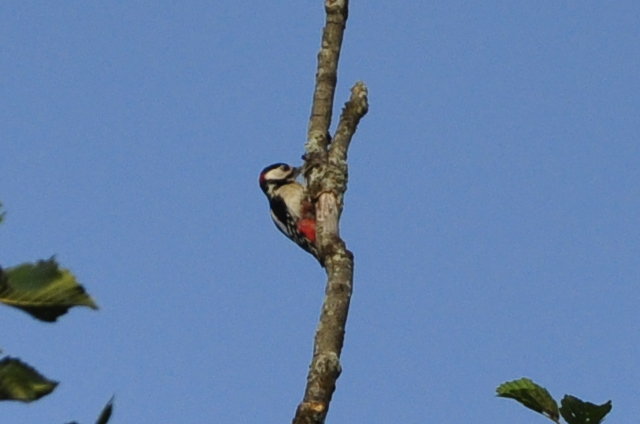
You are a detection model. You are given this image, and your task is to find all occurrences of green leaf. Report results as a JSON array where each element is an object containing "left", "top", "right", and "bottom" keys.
[
  {"left": 0, "top": 357, "right": 58, "bottom": 402},
  {"left": 559, "top": 395, "right": 612, "bottom": 424},
  {"left": 497, "top": 377, "right": 560, "bottom": 422},
  {"left": 64, "top": 396, "right": 114, "bottom": 424},
  {"left": 0, "top": 258, "right": 98, "bottom": 322},
  {"left": 96, "top": 396, "right": 115, "bottom": 424}
]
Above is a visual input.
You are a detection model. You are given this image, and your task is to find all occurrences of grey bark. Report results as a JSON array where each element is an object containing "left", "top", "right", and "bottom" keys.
[{"left": 292, "top": 1, "right": 368, "bottom": 423}]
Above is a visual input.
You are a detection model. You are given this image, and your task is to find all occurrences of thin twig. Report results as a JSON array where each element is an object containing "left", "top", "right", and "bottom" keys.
[{"left": 304, "top": 0, "right": 349, "bottom": 163}]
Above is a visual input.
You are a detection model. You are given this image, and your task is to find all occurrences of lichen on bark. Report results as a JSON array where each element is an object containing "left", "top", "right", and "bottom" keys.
[{"left": 292, "top": 1, "right": 368, "bottom": 423}]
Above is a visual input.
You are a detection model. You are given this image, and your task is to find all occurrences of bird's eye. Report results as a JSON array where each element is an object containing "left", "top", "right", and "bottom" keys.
[{"left": 281, "top": 164, "right": 290, "bottom": 170}]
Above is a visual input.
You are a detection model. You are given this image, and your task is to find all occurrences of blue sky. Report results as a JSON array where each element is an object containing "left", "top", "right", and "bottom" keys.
[{"left": 1, "top": 2, "right": 638, "bottom": 423}]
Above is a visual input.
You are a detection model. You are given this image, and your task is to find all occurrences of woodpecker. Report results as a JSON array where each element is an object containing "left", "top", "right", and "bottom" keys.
[{"left": 259, "top": 163, "right": 321, "bottom": 264}]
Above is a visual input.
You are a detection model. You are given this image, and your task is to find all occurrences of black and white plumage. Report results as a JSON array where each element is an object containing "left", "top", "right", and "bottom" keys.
[{"left": 259, "top": 163, "right": 320, "bottom": 262}]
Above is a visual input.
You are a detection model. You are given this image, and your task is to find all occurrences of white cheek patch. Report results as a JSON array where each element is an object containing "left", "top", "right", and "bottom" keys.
[{"left": 266, "top": 169, "right": 290, "bottom": 181}]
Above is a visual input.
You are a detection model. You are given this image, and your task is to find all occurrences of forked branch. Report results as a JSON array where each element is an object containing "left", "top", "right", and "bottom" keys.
[{"left": 293, "top": 1, "right": 368, "bottom": 423}]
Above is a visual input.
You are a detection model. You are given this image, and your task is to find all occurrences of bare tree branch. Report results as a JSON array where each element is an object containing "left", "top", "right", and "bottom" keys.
[
  {"left": 293, "top": 1, "right": 368, "bottom": 423},
  {"left": 327, "top": 81, "right": 369, "bottom": 218},
  {"left": 304, "top": 0, "right": 349, "bottom": 161}
]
